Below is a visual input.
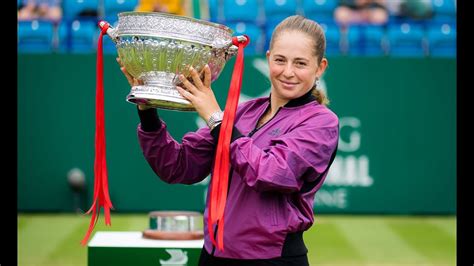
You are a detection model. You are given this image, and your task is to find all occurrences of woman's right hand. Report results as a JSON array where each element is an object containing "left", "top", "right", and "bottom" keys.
[{"left": 116, "top": 57, "right": 150, "bottom": 111}]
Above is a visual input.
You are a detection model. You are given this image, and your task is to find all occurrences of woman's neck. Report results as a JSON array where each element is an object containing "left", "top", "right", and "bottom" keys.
[
  {"left": 255, "top": 93, "right": 287, "bottom": 129},
  {"left": 269, "top": 93, "right": 288, "bottom": 115}
]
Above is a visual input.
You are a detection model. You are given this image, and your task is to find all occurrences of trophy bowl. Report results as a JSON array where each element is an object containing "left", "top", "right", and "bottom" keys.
[
  {"left": 100, "top": 12, "right": 243, "bottom": 111},
  {"left": 142, "top": 211, "right": 204, "bottom": 240}
]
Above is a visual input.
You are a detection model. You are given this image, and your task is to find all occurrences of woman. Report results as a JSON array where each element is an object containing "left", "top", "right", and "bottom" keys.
[{"left": 119, "top": 15, "right": 339, "bottom": 266}]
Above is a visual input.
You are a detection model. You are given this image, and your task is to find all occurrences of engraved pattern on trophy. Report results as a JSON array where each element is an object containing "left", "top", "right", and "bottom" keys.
[
  {"left": 102, "top": 12, "right": 241, "bottom": 111},
  {"left": 117, "top": 13, "right": 232, "bottom": 47}
]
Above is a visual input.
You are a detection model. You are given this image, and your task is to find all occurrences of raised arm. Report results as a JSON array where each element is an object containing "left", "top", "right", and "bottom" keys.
[{"left": 137, "top": 108, "right": 216, "bottom": 185}]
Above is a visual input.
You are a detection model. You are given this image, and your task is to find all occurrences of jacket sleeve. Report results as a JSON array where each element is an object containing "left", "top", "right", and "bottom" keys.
[
  {"left": 137, "top": 120, "right": 216, "bottom": 185},
  {"left": 230, "top": 113, "right": 339, "bottom": 193}
]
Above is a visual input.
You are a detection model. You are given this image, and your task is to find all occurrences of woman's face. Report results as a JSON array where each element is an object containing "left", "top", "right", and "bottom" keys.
[{"left": 267, "top": 30, "right": 327, "bottom": 102}]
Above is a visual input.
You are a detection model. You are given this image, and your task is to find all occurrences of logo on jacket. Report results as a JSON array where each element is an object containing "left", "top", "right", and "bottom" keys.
[{"left": 269, "top": 128, "right": 281, "bottom": 136}]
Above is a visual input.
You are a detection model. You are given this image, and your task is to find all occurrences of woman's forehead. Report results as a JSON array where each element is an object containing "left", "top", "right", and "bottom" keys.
[
  {"left": 273, "top": 31, "right": 315, "bottom": 48},
  {"left": 276, "top": 30, "right": 313, "bottom": 41},
  {"left": 271, "top": 31, "right": 316, "bottom": 57}
]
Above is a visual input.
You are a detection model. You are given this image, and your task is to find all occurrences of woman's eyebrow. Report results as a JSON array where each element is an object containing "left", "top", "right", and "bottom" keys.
[
  {"left": 273, "top": 54, "right": 309, "bottom": 61},
  {"left": 294, "top": 57, "right": 309, "bottom": 62}
]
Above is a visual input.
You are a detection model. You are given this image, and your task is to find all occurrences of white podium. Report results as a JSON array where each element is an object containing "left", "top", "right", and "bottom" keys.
[{"left": 88, "top": 231, "right": 204, "bottom": 266}]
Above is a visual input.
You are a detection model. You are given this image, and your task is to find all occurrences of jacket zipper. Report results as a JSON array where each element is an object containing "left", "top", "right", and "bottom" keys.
[
  {"left": 248, "top": 107, "right": 282, "bottom": 137},
  {"left": 249, "top": 106, "right": 282, "bottom": 227}
]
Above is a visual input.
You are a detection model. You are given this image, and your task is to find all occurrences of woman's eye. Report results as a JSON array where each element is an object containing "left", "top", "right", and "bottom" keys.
[{"left": 296, "top": 61, "right": 307, "bottom": 66}]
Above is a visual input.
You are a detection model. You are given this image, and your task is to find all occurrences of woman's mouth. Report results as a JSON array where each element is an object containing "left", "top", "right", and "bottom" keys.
[{"left": 279, "top": 80, "right": 298, "bottom": 89}]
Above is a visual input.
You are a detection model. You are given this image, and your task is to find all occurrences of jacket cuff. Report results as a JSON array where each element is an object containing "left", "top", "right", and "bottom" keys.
[
  {"left": 137, "top": 106, "right": 161, "bottom": 132},
  {"left": 210, "top": 124, "right": 244, "bottom": 143}
]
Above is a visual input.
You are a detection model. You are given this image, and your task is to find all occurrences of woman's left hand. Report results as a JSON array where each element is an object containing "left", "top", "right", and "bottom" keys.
[{"left": 177, "top": 65, "right": 222, "bottom": 123}]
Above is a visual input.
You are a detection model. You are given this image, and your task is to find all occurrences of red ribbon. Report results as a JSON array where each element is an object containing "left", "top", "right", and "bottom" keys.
[
  {"left": 81, "top": 21, "right": 114, "bottom": 246},
  {"left": 208, "top": 35, "right": 249, "bottom": 251}
]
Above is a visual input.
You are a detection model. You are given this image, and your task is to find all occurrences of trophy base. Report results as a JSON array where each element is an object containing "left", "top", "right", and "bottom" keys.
[{"left": 127, "top": 85, "right": 196, "bottom": 111}]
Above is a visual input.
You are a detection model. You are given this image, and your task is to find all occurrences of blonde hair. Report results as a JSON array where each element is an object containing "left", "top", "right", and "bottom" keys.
[{"left": 269, "top": 15, "right": 330, "bottom": 106}]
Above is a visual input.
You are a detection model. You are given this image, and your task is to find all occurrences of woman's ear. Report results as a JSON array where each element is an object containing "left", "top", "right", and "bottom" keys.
[{"left": 316, "top": 58, "right": 328, "bottom": 77}]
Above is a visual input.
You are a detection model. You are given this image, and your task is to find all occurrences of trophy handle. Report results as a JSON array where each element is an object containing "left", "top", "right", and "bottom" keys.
[
  {"left": 233, "top": 35, "right": 248, "bottom": 43},
  {"left": 98, "top": 20, "right": 119, "bottom": 43},
  {"left": 222, "top": 35, "right": 248, "bottom": 60}
]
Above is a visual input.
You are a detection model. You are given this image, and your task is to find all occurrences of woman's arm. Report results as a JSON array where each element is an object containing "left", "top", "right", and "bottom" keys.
[
  {"left": 118, "top": 57, "right": 217, "bottom": 185},
  {"left": 137, "top": 111, "right": 216, "bottom": 185}
]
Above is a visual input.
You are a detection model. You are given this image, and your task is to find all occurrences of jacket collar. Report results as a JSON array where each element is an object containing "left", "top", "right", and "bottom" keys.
[
  {"left": 268, "top": 88, "right": 316, "bottom": 108},
  {"left": 285, "top": 89, "right": 316, "bottom": 107}
]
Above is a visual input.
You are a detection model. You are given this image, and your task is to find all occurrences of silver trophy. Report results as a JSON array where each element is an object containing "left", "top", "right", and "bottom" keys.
[{"left": 100, "top": 12, "right": 246, "bottom": 111}]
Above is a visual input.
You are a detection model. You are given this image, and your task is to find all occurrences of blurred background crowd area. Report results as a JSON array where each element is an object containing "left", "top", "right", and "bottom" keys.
[{"left": 17, "top": 0, "right": 456, "bottom": 57}]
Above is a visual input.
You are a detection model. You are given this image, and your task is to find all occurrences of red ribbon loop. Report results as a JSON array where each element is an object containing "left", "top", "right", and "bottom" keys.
[
  {"left": 232, "top": 35, "right": 250, "bottom": 47},
  {"left": 81, "top": 22, "right": 114, "bottom": 246},
  {"left": 208, "top": 34, "right": 250, "bottom": 251}
]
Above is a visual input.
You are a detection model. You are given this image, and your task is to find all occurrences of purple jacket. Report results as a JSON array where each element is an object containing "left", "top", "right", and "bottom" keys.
[{"left": 137, "top": 92, "right": 339, "bottom": 259}]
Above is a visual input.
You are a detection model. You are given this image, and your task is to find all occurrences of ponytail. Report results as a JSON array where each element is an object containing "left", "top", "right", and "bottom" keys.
[{"left": 311, "top": 87, "right": 329, "bottom": 106}]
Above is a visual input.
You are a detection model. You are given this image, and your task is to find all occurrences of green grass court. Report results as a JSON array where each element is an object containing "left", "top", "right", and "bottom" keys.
[{"left": 18, "top": 213, "right": 456, "bottom": 266}]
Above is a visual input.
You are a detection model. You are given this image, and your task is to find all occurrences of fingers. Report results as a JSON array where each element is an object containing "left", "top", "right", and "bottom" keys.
[
  {"left": 120, "top": 66, "right": 142, "bottom": 86},
  {"left": 189, "top": 66, "right": 204, "bottom": 89},
  {"left": 182, "top": 65, "right": 211, "bottom": 93},
  {"left": 121, "top": 66, "right": 134, "bottom": 86},
  {"left": 117, "top": 57, "right": 143, "bottom": 86},
  {"left": 203, "top": 64, "right": 211, "bottom": 88},
  {"left": 178, "top": 74, "right": 198, "bottom": 94},
  {"left": 116, "top": 57, "right": 132, "bottom": 83},
  {"left": 133, "top": 78, "right": 144, "bottom": 86},
  {"left": 198, "top": 66, "right": 205, "bottom": 79},
  {"left": 176, "top": 86, "right": 195, "bottom": 102}
]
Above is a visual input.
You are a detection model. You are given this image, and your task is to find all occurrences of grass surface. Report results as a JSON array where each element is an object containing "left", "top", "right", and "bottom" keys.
[{"left": 18, "top": 213, "right": 456, "bottom": 266}]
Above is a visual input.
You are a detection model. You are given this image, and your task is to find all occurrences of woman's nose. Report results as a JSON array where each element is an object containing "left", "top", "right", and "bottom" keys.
[{"left": 283, "top": 64, "right": 294, "bottom": 77}]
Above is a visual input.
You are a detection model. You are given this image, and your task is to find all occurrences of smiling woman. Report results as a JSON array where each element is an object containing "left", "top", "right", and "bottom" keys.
[{"left": 119, "top": 15, "right": 339, "bottom": 266}]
